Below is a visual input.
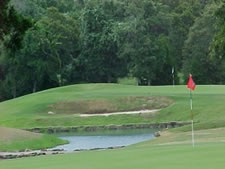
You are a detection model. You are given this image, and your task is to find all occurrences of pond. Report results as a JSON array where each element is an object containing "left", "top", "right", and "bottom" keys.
[{"left": 51, "top": 128, "right": 157, "bottom": 152}]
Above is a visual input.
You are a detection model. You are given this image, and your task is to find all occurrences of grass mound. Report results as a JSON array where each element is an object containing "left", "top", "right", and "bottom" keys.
[
  {"left": 0, "top": 127, "right": 67, "bottom": 152},
  {"left": 0, "top": 127, "right": 40, "bottom": 142},
  {"left": 0, "top": 84, "right": 225, "bottom": 130}
]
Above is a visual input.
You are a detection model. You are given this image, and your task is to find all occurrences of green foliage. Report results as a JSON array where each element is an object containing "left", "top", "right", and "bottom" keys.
[
  {"left": 0, "top": 6, "right": 80, "bottom": 99},
  {"left": 1, "top": 4, "right": 32, "bottom": 52},
  {"left": 79, "top": 0, "right": 127, "bottom": 83},
  {"left": 31, "top": 7, "right": 80, "bottom": 86},
  {"left": 1, "top": 0, "right": 225, "bottom": 101},
  {"left": 182, "top": 3, "right": 219, "bottom": 84},
  {"left": 210, "top": 0, "right": 225, "bottom": 68},
  {"left": 0, "top": 0, "right": 10, "bottom": 39},
  {"left": 168, "top": 0, "right": 203, "bottom": 71},
  {"left": 0, "top": 0, "right": 32, "bottom": 100},
  {"left": 114, "top": 0, "right": 172, "bottom": 85}
]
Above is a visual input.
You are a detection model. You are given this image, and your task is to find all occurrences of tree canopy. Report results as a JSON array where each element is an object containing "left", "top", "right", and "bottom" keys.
[{"left": 0, "top": 0, "right": 225, "bottom": 101}]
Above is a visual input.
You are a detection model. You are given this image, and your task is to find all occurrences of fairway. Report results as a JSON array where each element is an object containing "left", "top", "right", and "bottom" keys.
[{"left": 1, "top": 0, "right": 225, "bottom": 168}]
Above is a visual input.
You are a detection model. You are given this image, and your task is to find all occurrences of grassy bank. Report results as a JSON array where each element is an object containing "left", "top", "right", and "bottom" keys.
[
  {"left": 0, "top": 84, "right": 225, "bottom": 130},
  {"left": 0, "top": 128, "right": 67, "bottom": 152},
  {"left": 0, "top": 135, "right": 67, "bottom": 152}
]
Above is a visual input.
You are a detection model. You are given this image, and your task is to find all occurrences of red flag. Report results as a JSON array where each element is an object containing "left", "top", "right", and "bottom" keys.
[{"left": 187, "top": 74, "right": 196, "bottom": 90}]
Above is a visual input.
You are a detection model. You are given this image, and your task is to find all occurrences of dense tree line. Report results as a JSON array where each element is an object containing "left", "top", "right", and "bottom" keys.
[{"left": 0, "top": 0, "right": 225, "bottom": 101}]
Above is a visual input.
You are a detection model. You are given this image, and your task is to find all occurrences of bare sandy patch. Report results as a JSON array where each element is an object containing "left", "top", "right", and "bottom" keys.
[{"left": 80, "top": 109, "right": 160, "bottom": 117}]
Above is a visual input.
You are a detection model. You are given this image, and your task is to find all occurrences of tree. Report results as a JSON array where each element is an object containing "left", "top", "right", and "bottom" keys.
[
  {"left": 0, "top": 7, "right": 80, "bottom": 100},
  {"left": 209, "top": 0, "right": 225, "bottom": 83},
  {"left": 115, "top": 0, "right": 171, "bottom": 85},
  {"left": 0, "top": 0, "right": 32, "bottom": 50},
  {"left": 168, "top": 1, "right": 202, "bottom": 71},
  {"left": 182, "top": 3, "right": 220, "bottom": 84},
  {"left": 79, "top": 0, "right": 126, "bottom": 83},
  {"left": 19, "top": 7, "right": 80, "bottom": 90},
  {"left": 211, "top": 0, "right": 225, "bottom": 60},
  {"left": 10, "top": 0, "right": 45, "bottom": 19},
  {"left": 0, "top": 0, "right": 32, "bottom": 99}
]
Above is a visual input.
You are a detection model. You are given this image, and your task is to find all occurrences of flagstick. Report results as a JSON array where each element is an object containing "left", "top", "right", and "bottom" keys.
[
  {"left": 172, "top": 67, "right": 175, "bottom": 87},
  {"left": 190, "top": 90, "right": 195, "bottom": 147},
  {"left": 173, "top": 73, "right": 175, "bottom": 88}
]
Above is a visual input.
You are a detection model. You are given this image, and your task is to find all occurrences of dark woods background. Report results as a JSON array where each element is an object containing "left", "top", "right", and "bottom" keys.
[{"left": 0, "top": 0, "right": 225, "bottom": 101}]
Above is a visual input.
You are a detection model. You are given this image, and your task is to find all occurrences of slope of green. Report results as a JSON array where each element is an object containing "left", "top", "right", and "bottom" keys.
[
  {"left": 0, "top": 135, "right": 67, "bottom": 152},
  {"left": 0, "top": 84, "right": 225, "bottom": 129},
  {"left": 0, "top": 127, "right": 67, "bottom": 152}
]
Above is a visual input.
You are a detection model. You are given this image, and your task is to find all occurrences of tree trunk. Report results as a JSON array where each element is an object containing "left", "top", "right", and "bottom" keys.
[
  {"left": 58, "top": 74, "right": 62, "bottom": 86},
  {"left": 107, "top": 74, "right": 112, "bottom": 83},
  {"left": 33, "top": 81, "right": 37, "bottom": 93},
  {"left": 13, "top": 85, "right": 17, "bottom": 98},
  {"left": 136, "top": 78, "right": 140, "bottom": 86},
  {"left": 12, "top": 70, "right": 17, "bottom": 98},
  {"left": 148, "top": 79, "right": 151, "bottom": 86}
]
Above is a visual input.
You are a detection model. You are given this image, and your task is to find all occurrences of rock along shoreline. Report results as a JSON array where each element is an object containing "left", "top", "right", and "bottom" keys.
[
  {"left": 26, "top": 121, "right": 192, "bottom": 134},
  {"left": 0, "top": 146, "right": 125, "bottom": 160}
]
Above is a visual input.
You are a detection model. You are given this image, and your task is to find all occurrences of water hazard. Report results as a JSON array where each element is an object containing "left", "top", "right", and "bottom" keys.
[{"left": 52, "top": 128, "right": 156, "bottom": 152}]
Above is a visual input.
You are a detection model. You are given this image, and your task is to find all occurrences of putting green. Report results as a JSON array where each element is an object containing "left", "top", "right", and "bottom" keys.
[{"left": 1, "top": 141, "right": 225, "bottom": 169}]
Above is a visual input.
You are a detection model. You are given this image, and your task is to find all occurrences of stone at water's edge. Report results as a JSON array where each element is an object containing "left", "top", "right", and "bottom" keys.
[
  {"left": 74, "top": 146, "right": 125, "bottom": 152},
  {"left": 154, "top": 131, "right": 161, "bottom": 137},
  {"left": 0, "top": 146, "right": 126, "bottom": 160},
  {"left": 0, "top": 150, "right": 65, "bottom": 160}
]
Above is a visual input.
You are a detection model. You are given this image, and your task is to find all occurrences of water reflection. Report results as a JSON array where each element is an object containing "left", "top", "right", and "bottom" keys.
[{"left": 53, "top": 128, "right": 156, "bottom": 152}]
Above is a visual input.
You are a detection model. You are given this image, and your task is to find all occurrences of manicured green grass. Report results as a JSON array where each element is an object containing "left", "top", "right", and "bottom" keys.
[
  {"left": 0, "top": 84, "right": 225, "bottom": 130},
  {"left": 148, "top": 127, "right": 225, "bottom": 145},
  {"left": 1, "top": 139, "right": 225, "bottom": 169}
]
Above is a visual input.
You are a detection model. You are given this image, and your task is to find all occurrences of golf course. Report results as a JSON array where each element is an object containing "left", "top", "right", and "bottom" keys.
[
  {"left": 1, "top": 84, "right": 225, "bottom": 169},
  {"left": 1, "top": 0, "right": 225, "bottom": 168}
]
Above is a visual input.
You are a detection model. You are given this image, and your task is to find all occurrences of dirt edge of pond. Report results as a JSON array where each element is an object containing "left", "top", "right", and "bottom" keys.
[{"left": 26, "top": 121, "right": 192, "bottom": 134}]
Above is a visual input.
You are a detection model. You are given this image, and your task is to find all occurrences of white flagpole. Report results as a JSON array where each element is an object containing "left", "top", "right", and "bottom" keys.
[
  {"left": 172, "top": 67, "right": 175, "bottom": 87},
  {"left": 190, "top": 90, "right": 195, "bottom": 147}
]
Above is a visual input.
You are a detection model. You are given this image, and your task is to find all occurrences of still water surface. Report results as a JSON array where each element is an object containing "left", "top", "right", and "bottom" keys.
[{"left": 53, "top": 128, "right": 156, "bottom": 152}]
